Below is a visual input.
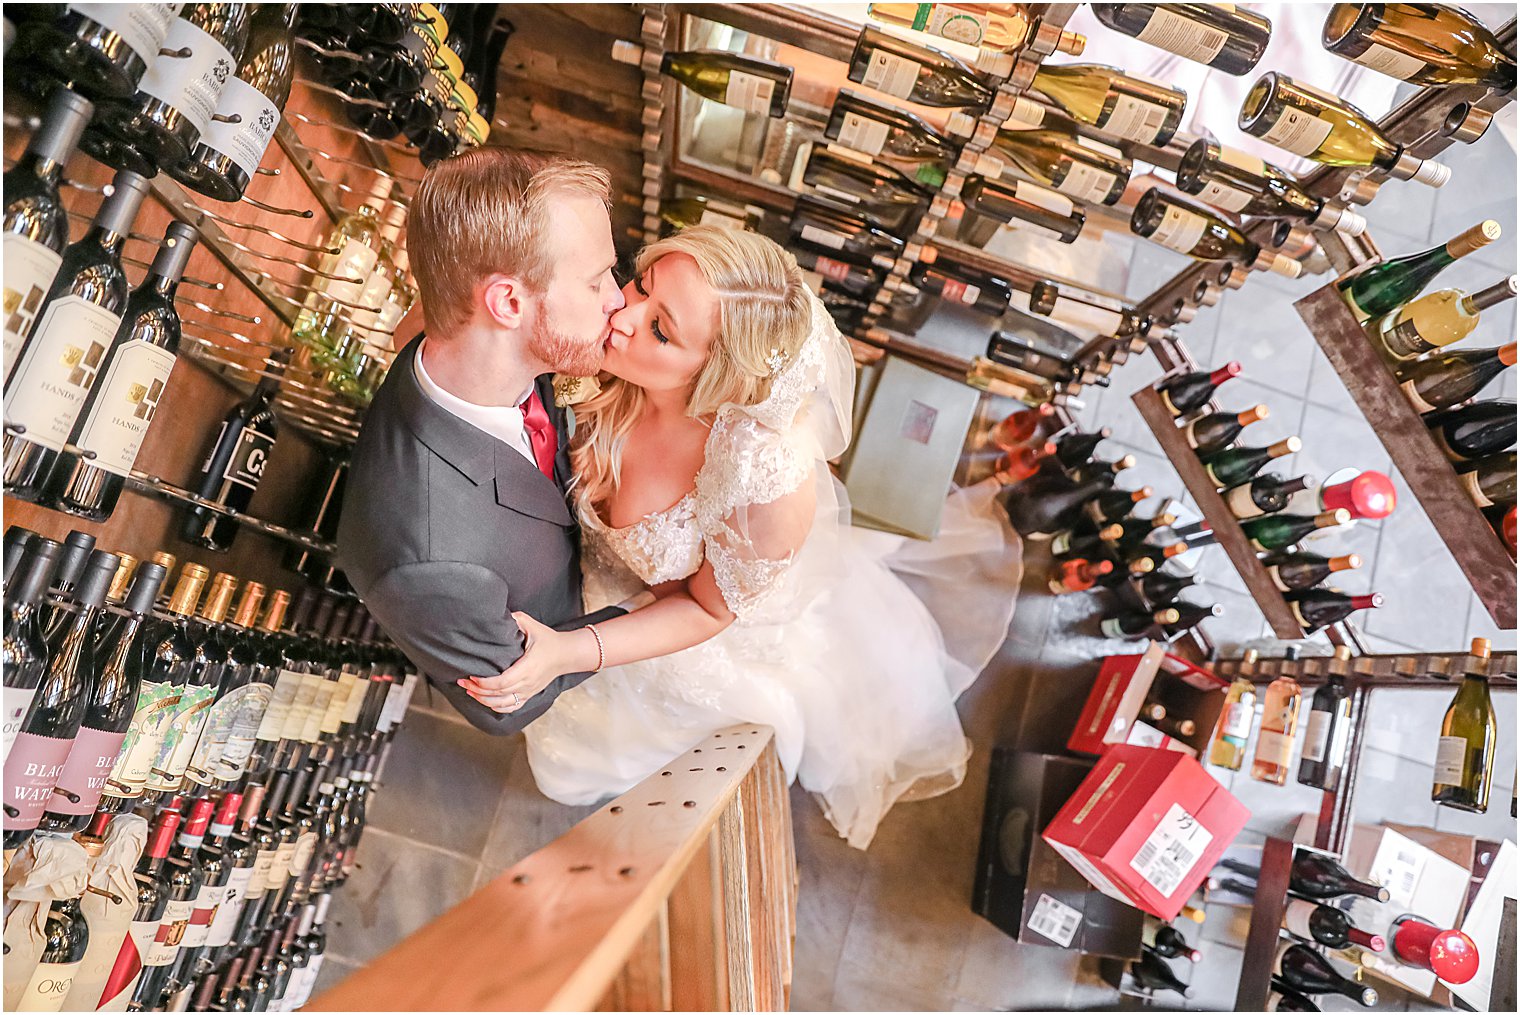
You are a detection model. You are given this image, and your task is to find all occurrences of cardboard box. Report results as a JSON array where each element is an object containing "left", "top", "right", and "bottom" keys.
[
  {"left": 1043, "top": 745, "right": 1251, "bottom": 921},
  {"left": 1068, "top": 643, "right": 1228, "bottom": 758}
]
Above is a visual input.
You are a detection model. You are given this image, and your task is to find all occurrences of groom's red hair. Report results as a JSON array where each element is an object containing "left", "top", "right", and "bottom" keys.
[{"left": 410, "top": 146, "right": 611, "bottom": 336}]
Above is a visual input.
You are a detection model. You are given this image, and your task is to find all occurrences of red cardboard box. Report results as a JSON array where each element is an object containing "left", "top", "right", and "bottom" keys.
[
  {"left": 1068, "top": 643, "right": 1227, "bottom": 757},
  {"left": 1042, "top": 745, "right": 1250, "bottom": 921}
]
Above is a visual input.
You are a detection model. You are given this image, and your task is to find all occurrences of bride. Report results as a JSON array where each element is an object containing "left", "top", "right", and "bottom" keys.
[{"left": 461, "top": 225, "right": 1021, "bottom": 849}]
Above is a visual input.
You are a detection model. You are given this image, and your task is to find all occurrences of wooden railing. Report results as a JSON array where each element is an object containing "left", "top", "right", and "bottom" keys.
[{"left": 309, "top": 725, "right": 797, "bottom": 1012}]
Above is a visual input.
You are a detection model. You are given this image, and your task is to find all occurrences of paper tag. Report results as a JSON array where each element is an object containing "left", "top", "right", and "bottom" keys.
[
  {"left": 1104, "top": 93, "right": 1168, "bottom": 144},
  {"left": 72, "top": 337, "right": 177, "bottom": 476},
  {"left": 861, "top": 49, "right": 921, "bottom": 100},
  {"left": 1130, "top": 802, "right": 1213, "bottom": 897},
  {"left": 1136, "top": 6, "right": 1229, "bottom": 63},
  {"left": 1352, "top": 41, "right": 1426, "bottom": 80},
  {"left": 1057, "top": 160, "right": 1116, "bottom": 204},
  {"left": 1262, "top": 105, "right": 1334, "bottom": 157},
  {"left": 3, "top": 235, "right": 64, "bottom": 384},
  {"left": 1433, "top": 735, "right": 1469, "bottom": 785},
  {"left": 1301, "top": 709, "right": 1331, "bottom": 762},
  {"left": 1198, "top": 177, "right": 1254, "bottom": 213},
  {"left": 1151, "top": 204, "right": 1209, "bottom": 254},
  {"left": 724, "top": 69, "right": 775, "bottom": 116},
  {"left": 1026, "top": 893, "right": 1082, "bottom": 947},
  {"left": 837, "top": 111, "right": 891, "bottom": 156}
]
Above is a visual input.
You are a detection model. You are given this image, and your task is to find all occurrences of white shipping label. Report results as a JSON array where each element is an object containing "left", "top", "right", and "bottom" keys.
[
  {"left": 1130, "top": 802, "right": 1213, "bottom": 898},
  {"left": 1103, "top": 94, "right": 1169, "bottom": 144},
  {"left": 1151, "top": 204, "right": 1209, "bottom": 254},
  {"left": 1255, "top": 728, "right": 1294, "bottom": 766},
  {"left": 723, "top": 69, "right": 774, "bottom": 116},
  {"left": 72, "top": 338, "right": 177, "bottom": 476},
  {"left": 318, "top": 238, "right": 379, "bottom": 306},
  {"left": 1056, "top": 160, "right": 1116, "bottom": 204},
  {"left": 200, "top": 77, "right": 281, "bottom": 180},
  {"left": 138, "top": 17, "right": 235, "bottom": 136},
  {"left": 3, "top": 686, "right": 38, "bottom": 764},
  {"left": 1025, "top": 893, "right": 1082, "bottom": 947},
  {"left": 837, "top": 111, "right": 891, "bottom": 156},
  {"left": 1014, "top": 180, "right": 1074, "bottom": 217},
  {"left": 5, "top": 295, "right": 122, "bottom": 450},
  {"left": 1221, "top": 697, "right": 1256, "bottom": 740},
  {"left": 1136, "top": 7, "right": 1230, "bottom": 64},
  {"left": 861, "top": 49, "right": 921, "bottom": 100},
  {"left": 800, "top": 224, "right": 848, "bottom": 251},
  {"left": 1197, "top": 178, "right": 1255, "bottom": 213},
  {"left": 71, "top": 4, "right": 182, "bottom": 61},
  {"left": 1433, "top": 735, "right": 1469, "bottom": 785},
  {"left": 1353, "top": 41, "right": 1427, "bottom": 80},
  {"left": 1261, "top": 106, "right": 1334, "bottom": 157},
  {"left": 3, "top": 235, "right": 64, "bottom": 383},
  {"left": 1218, "top": 145, "right": 1267, "bottom": 175},
  {"left": 1301, "top": 709, "right": 1331, "bottom": 762}
]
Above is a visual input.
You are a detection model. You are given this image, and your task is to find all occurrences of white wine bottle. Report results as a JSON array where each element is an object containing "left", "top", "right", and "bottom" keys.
[
  {"left": 848, "top": 24, "right": 1001, "bottom": 108},
  {"left": 866, "top": 3, "right": 1084, "bottom": 56},
  {"left": 984, "top": 121, "right": 1131, "bottom": 206},
  {"left": 1092, "top": 3, "right": 1272, "bottom": 75},
  {"left": 656, "top": 49, "right": 792, "bottom": 118},
  {"left": 961, "top": 175, "right": 1085, "bottom": 243},
  {"left": 1239, "top": 72, "right": 1449, "bottom": 186},
  {"left": 1030, "top": 63, "right": 1186, "bottom": 145},
  {"left": 1322, "top": 3, "right": 1516, "bottom": 89},
  {"left": 1432, "top": 638, "right": 1497, "bottom": 813},
  {"left": 1376, "top": 275, "right": 1518, "bottom": 361},
  {"left": 1130, "top": 188, "right": 1302, "bottom": 277},
  {"left": 824, "top": 89, "right": 1004, "bottom": 190},
  {"left": 1176, "top": 137, "right": 1366, "bottom": 235}
]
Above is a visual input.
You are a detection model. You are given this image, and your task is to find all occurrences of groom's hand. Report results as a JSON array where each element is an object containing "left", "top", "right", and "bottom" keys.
[{"left": 461, "top": 611, "right": 600, "bottom": 713}]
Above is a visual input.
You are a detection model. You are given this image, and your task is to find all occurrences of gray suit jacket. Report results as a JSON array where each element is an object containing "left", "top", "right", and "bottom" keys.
[{"left": 336, "top": 338, "right": 609, "bottom": 735}]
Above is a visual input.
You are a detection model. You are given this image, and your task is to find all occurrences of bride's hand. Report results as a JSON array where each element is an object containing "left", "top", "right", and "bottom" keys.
[{"left": 461, "top": 612, "right": 597, "bottom": 713}]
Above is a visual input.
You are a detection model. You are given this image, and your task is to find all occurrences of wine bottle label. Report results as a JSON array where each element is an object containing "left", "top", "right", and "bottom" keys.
[
  {"left": 941, "top": 278, "right": 981, "bottom": 306},
  {"left": 1013, "top": 180, "right": 1076, "bottom": 217},
  {"left": 1025, "top": 892, "right": 1082, "bottom": 947},
  {"left": 144, "top": 897, "right": 195, "bottom": 965},
  {"left": 812, "top": 255, "right": 853, "bottom": 284},
  {"left": 98, "top": 916, "right": 162, "bottom": 1008},
  {"left": 341, "top": 674, "right": 370, "bottom": 725},
  {"left": 71, "top": 3, "right": 182, "bottom": 62},
  {"left": 185, "top": 681, "right": 260, "bottom": 785},
  {"left": 301, "top": 678, "right": 336, "bottom": 743},
  {"left": 15, "top": 958, "right": 83, "bottom": 1012},
  {"left": 811, "top": 182, "right": 863, "bottom": 207},
  {"left": 318, "top": 238, "right": 380, "bottom": 306},
  {"left": 1224, "top": 482, "right": 1266, "bottom": 520},
  {"left": 799, "top": 224, "right": 849, "bottom": 252},
  {"left": 1219, "top": 146, "right": 1267, "bottom": 175},
  {"left": 1283, "top": 898, "right": 1318, "bottom": 940},
  {"left": 105, "top": 680, "right": 180, "bottom": 794},
  {"left": 350, "top": 264, "right": 396, "bottom": 332},
  {"left": 1056, "top": 159, "right": 1116, "bottom": 204},
  {"left": 1150, "top": 205, "right": 1209, "bottom": 255},
  {"left": 861, "top": 49, "right": 922, "bottom": 100},
  {"left": 265, "top": 841, "right": 297, "bottom": 892},
  {"left": 47, "top": 724, "right": 129, "bottom": 815},
  {"left": 1129, "top": 802, "right": 1213, "bottom": 897},
  {"left": 1398, "top": 376, "right": 1440, "bottom": 414},
  {"left": 214, "top": 681, "right": 274, "bottom": 780},
  {"left": 697, "top": 207, "right": 747, "bottom": 231},
  {"left": 290, "top": 830, "right": 319, "bottom": 876},
  {"left": 245, "top": 849, "right": 276, "bottom": 901},
  {"left": 204, "top": 864, "right": 257, "bottom": 947},
  {"left": 291, "top": 955, "right": 325, "bottom": 1010},
  {"left": 279, "top": 672, "right": 323, "bottom": 743},
  {"left": 1221, "top": 698, "right": 1256, "bottom": 740},
  {"left": 71, "top": 338, "right": 177, "bottom": 477},
  {"left": 200, "top": 77, "right": 281, "bottom": 180},
  {"left": 1260, "top": 105, "right": 1334, "bottom": 157},
  {"left": 721, "top": 69, "right": 774, "bottom": 115},
  {"left": 5, "top": 295, "right": 124, "bottom": 451},
  {"left": 1103, "top": 94, "right": 1169, "bottom": 144},
  {"left": 1196, "top": 177, "right": 1254, "bottom": 213},
  {"left": 1380, "top": 316, "right": 1435, "bottom": 359},
  {"left": 1301, "top": 709, "right": 1331, "bottom": 762},
  {"left": 319, "top": 673, "right": 358, "bottom": 735},
  {"left": 222, "top": 423, "right": 275, "bottom": 492},
  {"left": 3, "top": 235, "right": 64, "bottom": 383},
  {"left": 178, "top": 882, "right": 228, "bottom": 950},
  {"left": 2, "top": 731, "right": 73, "bottom": 830},
  {"left": 372, "top": 291, "right": 409, "bottom": 348},
  {"left": 377, "top": 680, "right": 408, "bottom": 732},
  {"left": 1432, "top": 735, "right": 1468, "bottom": 785},
  {"left": 1136, "top": 7, "right": 1229, "bottom": 63},
  {"left": 1254, "top": 727, "right": 1294, "bottom": 767},
  {"left": 1460, "top": 467, "right": 1494, "bottom": 507},
  {"left": 147, "top": 683, "right": 217, "bottom": 787},
  {"left": 911, "top": 3, "right": 990, "bottom": 44},
  {"left": 138, "top": 17, "right": 235, "bottom": 137},
  {"left": 836, "top": 111, "right": 891, "bottom": 156},
  {"left": 256, "top": 669, "right": 305, "bottom": 742},
  {"left": 1350, "top": 41, "right": 1426, "bottom": 80},
  {"left": 2, "top": 686, "right": 38, "bottom": 763}
]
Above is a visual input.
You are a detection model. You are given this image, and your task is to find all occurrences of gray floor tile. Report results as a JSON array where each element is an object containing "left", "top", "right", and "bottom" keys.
[
  {"left": 1201, "top": 586, "right": 1270, "bottom": 656},
  {"left": 476, "top": 736, "right": 599, "bottom": 880},
  {"left": 1363, "top": 474, "right": 1475, "bottom": 649},
  {"left": 1207, "top": 280, "right": 1320, "bottom": 400},
  {"left": 1125, "top": 242, "right": 1191, "bottom": 301},
  {"left": 953, "top": 916, "right": 1091, "bottom": 1012},
  {"left": 1288, "top": 402, "right": 1393, "bottom": 492},
  {"left": 308, "top": 953, "right": 362, "bottom": 1003},
  {"left": 1360, "top": 688, "right": 1448, "bottom": 765}
]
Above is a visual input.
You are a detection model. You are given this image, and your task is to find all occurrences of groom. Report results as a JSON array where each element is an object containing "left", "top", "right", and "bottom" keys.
[{"left": 336, "top": 148, "right": 627, "bottom": 735}]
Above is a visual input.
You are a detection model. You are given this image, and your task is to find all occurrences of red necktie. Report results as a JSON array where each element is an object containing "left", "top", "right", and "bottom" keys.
[{"left": 521, "top": 389, "right": 558, "bottom": 480}]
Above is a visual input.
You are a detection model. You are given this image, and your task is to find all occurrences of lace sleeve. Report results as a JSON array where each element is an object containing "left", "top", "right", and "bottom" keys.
[{"left": 695, "top": 414, "right": 817, "bottom": 620}]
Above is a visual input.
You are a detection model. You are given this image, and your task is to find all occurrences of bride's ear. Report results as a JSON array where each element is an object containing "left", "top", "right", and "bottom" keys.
[{"left": 481, "top": 274, "right": 527, "bottom": 329}]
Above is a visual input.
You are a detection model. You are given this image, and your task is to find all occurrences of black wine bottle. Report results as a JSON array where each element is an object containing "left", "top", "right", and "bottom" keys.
[
  {"left": 20, "top": 4, "right": 181, "bottom": 99},
  {"left": 1101, "top": 607, "right": 1181, "bottom": 640},
  {"left": 1275, "top": 942, "right": 1377, "bottom": 1006},
  {"left": 1005, "top": 471, "right": 1116, "bottom": 539},
  {"left": 181, "top": 353, "right": 284, "bottom": 551},
  {"left": 1283, "top": 898, "right": 1384, "bottom": 951},
  {"left": 1183, "top": 404, "right": 1269, "bottom": 456},
  {"left": 3, "top": 525, "right": 38, "bottom": 586},
  {"left": 789, "top": 198, "right": 905, "bottom": 269},
  {"left": 1271, "top": 979, "right": 1322, "bottom": 1012},
  {"left": 802, "top": 144, "right": 929, "bottom": 232},
  {"left": 2, "top": 537, "right": 60, "bottom": 765},
  {"left": 1053, "top": 428, "right": 1112, "bottom": 471},
  {"left": 183, "top": 581, "right": 267, "bottom": 790},
  {"left": 1202, "top": 437, "right": 1301, "bottom": 488},
  {"left": 1297, "top": 653, "right": 1352, "bottom": 792},
  {"left": 909, "top": 260, "right": 1013, "bottom": 316},
  {"left": 95, "top": 807, "right": 180, "bottom": 1010},
  {"left": 1427, "top": 400, "right": 1517, "bottom": 462},
  {"left": 1146, "top": 923, "right": 1202, "bottom": 962},
  {"left": 1157, "top": 361, "right": 1242, "bottom": 416},
  {"left": 1457, "top": 451, "right": 1517, "bottom": 509},
  {"left": 1286, "top": 589, "right": 1383, "bottom": 634},
  {"left": 14, "top": 896, "right": 91, "bottom": 1008},
  {"left": 41, "top": 530, "right": 98, "bottom": 639},
  {"left": 1161, "top": 600, "right": 1224, "bottom": 637},
  {"left": 1262, "top": 551, "right": 1362, "bottom": 593},
  {"left": 1131, "top": 946, "right": 1192, "bottom": 996},
  {"left": 1092, "top": 3, "right": 1271, "bottom": 75},
  {"left": 1224, "top": 473, "right": 1312, "bottom": 520},
  {"left": 42, "top": 220, "right": 199, "bottom": 520},
  {"left": 1396, "top": 342, "right": 1516, "bottom": 414},
  {"left": 1289, "top": 851, "right": 1390, "bottom": 902},
  {"left": 145, "top": 571, "right": 237, "bottom": 798}
]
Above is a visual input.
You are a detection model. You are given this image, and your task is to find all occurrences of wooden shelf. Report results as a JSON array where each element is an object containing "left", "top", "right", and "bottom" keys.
[
  {"left": 1294, "top": 283, "right": 1516, "bottom": 630},
  {"left": 1234, "top": 837, "right": 1298, "bottom": 1012},
  {"left": 1130, "top": 385, "right": 1304, "bottom": 639},
  {"left": 1216, "top": 649, "right": 1519, "bottom": 687}
]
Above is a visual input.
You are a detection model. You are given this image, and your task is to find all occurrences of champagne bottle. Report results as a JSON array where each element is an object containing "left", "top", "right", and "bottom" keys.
[
  {"left": 1143, "top": 922, "right": 1202, "bottom": 962},
  {"left": 1130, "top": 946, "right": 1192, "bottom": 996},
  {"left": 1005, "top": 470, "right": 1116, "bottom": 539},
  {"left": 657, "top": 49, "right": 791, "bottom": 118},
  {"left": 181, "top": 352, "right": 285, "bottom": 552},
  {"left": 1101, "top": 607, "right": 1180, "bottom": 640},
  {"left": 1297, "top": 648, "right": 1353, "bottom": 792},
  {"left": 1242, "top": 509, "right": 1350, "bottom": 553},
  {"left": 867, "top": 3, "right": 1085, "bottom": 54},
  {"left": 3, "top": 169, "right": 152, "bottom": 501},
  {"left": 1240, "top": 72, "right": 1450, "bottom": 185},
  {"left": 1226, "top": 474, "right": 1312, "bottom": 521},
  {"left": 1053, "top": 428, "right": 1111, "bottom": 471},
  {"left": 3, "top": 538, "right": 60, "bottom": 765},
  {"left": 1208, "top": 651, "right": 1258, "bottom": 771},
  {"left": 987, "top": 123, "right": 1131, "bottom": 206},
  {"left": 1263, "top": 551, "right": 1362, "bottom": 593},
  {"left": 1202, "top": 437, "right": 1301, "bottom": 488},
  {"left": 909, "top": 260, "right": 1013, "bottom": 316},
  {"left": 1131, "top": 188, "right": 1302, "bottom": 277},
  {"left": 961, "top": 174, "right": 1085, "bottom": 244},
  {"left": 847, "top": 23, "right": 1001, "bottom": 108},
  {"left": 1396, "top": 341, "right": 1517, "bottom": 413},
  {"left": 42, "top": 220, "right": 199, "bottom": 521},
  {"left": 1433, "top": 637, "right": 1497, "bottom": 812},
  {"left": 1049, "top": 557, "right": 1114, "bottom": 594},
  {"left": 661, "top": 195, "right": 758, "bottom": 234},
  {"left": 793, "top": 246, "right": 882, "bottom": 298},
  {"left": 1456, "top": 450, "right": 1516, "bottom": 509},
  {"left": 1161, "top": 601, "right": 1223, "bottom": 638},
  {"left": 1184, "top": 404, "right": 1270, "bottom": 456},
  {"left": 1376, "top": 275, "right": 1517, "bottom": 360},
  {"left": 1322, "top": 2, "right": 1516, "bottom": 88},
  {"left": 1428, "top": 400, "right": 1517, "bottom": 462},
  {"left": 1093, "top": 3, "right": 1271, "bottom": 75},
  {"left": 292, "top": 177, "right": 391, "bottom": 362},
  {"left": 1290, "top": 851, "right": 1389, "bottom": 902},
  {"left": 1157, "top": 361, "right": 1242, "bottom": 416},
  {"left": 20, "top": 4, "right": 181, "bottom": 99},
  {"left": 1085, "top": 485, "right": 1152, "bottom": 524},
  {"left": 995, "top": 440, "right": 1057, "bottom": 485},
  {"left": 1250, "top": 672, "right": 1301, "bottom": 785},
  {"left": 1286, "top": 589, "right": 1384, "bottom": 634},
  {"left": 1340, "top": 221, "right": 1502, "bottom": 322},
  {"left": 802, "top": 145, "right": 929, "bottom": 233},
  {"left": 1275, "top": 942, "right": 1378, "bottom": 1006},
  {"left": 1132, "top": 568, "right": 1197, "bottom": 608},
  {"left": 3, "top": 88, "right": 95, "bottom": 386},
  {"left": 1176, "top": 136, "right": 1366, "bottom": 235},
  {"left": 3, "top": 525, "right": 38, "bottom": 588}
]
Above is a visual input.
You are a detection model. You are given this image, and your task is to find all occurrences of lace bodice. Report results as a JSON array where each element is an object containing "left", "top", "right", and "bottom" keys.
[{"left": 582, "top": 491, "right": 703, "bottom": 587}]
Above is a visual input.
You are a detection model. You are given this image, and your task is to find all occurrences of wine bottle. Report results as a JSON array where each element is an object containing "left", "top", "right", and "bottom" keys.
[
  {"left": 1184, "top": 404, "right": 1269, "bottom": 456},
  {"left": 41, "top": 220, "right": 198, "bottom": 520},
  {"left": 987, "top": 123, "right": 1131, "bottom": 206},
  {"left": 1092, "top": 3, "right": 1271, "bottom": 75},
  {"left": 1157, "top": 361, "right": 1242, "bottom": 416},
  {"left": 1322, "top": 2, "right": 1516, "bottom": 88},
  {"left": 792, "top": 246, "right": 882, "bottom": 298},
  {"left": 1291, "top": 851, "right": 1390, "bottom": 902},
  {"left": 1242, "top": 509, "right": 1350, "bottom": 553},
  {"left": 1250, "top": 671, "right": 1301, "bottom": 786},
  {"left": 183, "top": 581, "right": 267, "bottom": 791},
  {"left": 3, "top": 169, "right": 151, "bottom": 501},
  {"left": 130, "top": 821, "right": 208, "bottom": 1011},
  {"left": 1376, "top": 275, "right": 1517, "bottom": 361},
  {"left": 990, "top": 402, "right": 1056, "bottom": 450},
  {"left": 292, "top": 177, "right": 391, "bottom": 363},
  {"left": 847, "top": 23, "right": 1001, "bottom": 108},
  {"left": 95, "top": 808, "right": 180, "bottom": 1010},
  {"left": 41, "top": 531, "right": 98, "bottom": 640},
  {"left": 1263, "top": 551, "right": 1361, "bottom": 593},
  {"left": 1131, "top": 569, "right": 1198, "bottom": 609},
  {"left": 1427, "top": 400, "right": 1516, "bottom": 462},
  {"left": 1340, "top": 221, "right": 1502, "bottom": 322},
  {"left": 1275, "top": 942, "right": 1378, "bottom": 1006},
  {"left": 1005, "top": 470, "right": 1116, "bottom": 539},
  {"left": 281, "top": 892, "right": 331, "bottom": 1011},
  {"left": 1132, "top": 188, "right": 1302, "bottom": 277},
  {"left": 961, "top": 174, "right": 1085, "bottom": 244},
  {"left": 825, "top": 89, "right": 1000, "bottom": 192},
  {"left": 1202, "top": 437, "right": 1301, "bottom": 488},
  {"left": 20, "top": 4, "right": 182, "bottom": 99},
  {"left": 1053, "top": 428, "right": 1111, "bottom": 471},
  {"left": 789, "top": 199, "right": 906, "bottom": 268},
  {"left": 170, "top": 3, "right": 297, "bottom": 201},
  {"left": 802, "top": 144, "right": 929, "bottom": 233},
  {"left": 3, "top": 88, "right": 95, "bottom": 387},
  {"left": 3, "top": 538, "right": 59, "bottom": 765},
  {"left": 1208, "top": 652, "right": 1258, "bottom": 771},
  {"left": 1130, "top": 946, "right": 1192, "bottom": 997},
  {"left": 867, "top": 3, "right": 1084, "bottom": 54},
  {"left": 157, "top": 795, "right": 237, "bottom": 1006},
  {"left": 660, "top": 195, "right": 757, "bottom": 234},
  {"left": 1085, "top": 485, "right": 1152, "bottom": 525},
  {"left": 1271, "top": 980, "right": 1322, "bottom": 1012},
  {"left": 909, "top": 260, "right": 1013, "bottom": 316},
  {"left": 2, "top": 549, "right": 117, "bottom": 849},
  {"left": 1287, "top": 589, "right": 1383, "bottom": 634},
  {"left": 1175, "top": 136, "right": 1367, "bottom": 236},
  {"left": 1101, "top": 607, "right": 1181, "bottom": 640},
  {"left": 144, "top": 570, "right": 237, "bottom": 797},
  {"left": 1318, "top": 470, "right": 1397, "bottom": 521},
  {"left": 15, "top": 895, "right": 90, "bottom": 1011},
  {"left": 1226, "top": 474, "right": 1312, "bottom": 521},
  {"left": 1456, "top": 451, "right": 1516, "bottom": 509},
  {"left": 1388, "top": 915, "right": 1481, "bottom": 983},
  {"left": 1030, "top": 62, "right": 1184, "bottom": 145},
  {"left": 1144, "top": 922, "right": 1202, "bottom": 962},
  {"left": 1049, "top": 557, "right": 1114, "bottom": 594},
  {"left": 1284, "top": 897, "right": 1384, "bottom": 951},
  {"left": 1433, "top": 637, "right": 1497, "bottom": 812},
  {"left": 657, "top": 48, "right": 791, "bottom": 118},
  {"left": 1297, "top": 648, "right": 1354, "bottom": 792},
  {"left": 1396, "top": 341, "right": 1517, "bottom": 414},
  {"left": 1239, "top": 72, "right": 1450, "bottom": 186},
  {"left": 179, "top": 351, "right": 284, "bottom": 552},
  {"left": 3, "top": 525, "right": 38, "bottom": 587},
  {"left": 1161, "top": 601, "right": 1223, "bottom": 638},
  {"left": 994, "top": 440, "right": 1057, "bottom": 485},
  {"left": 36, "top": 561, "right": 167, "bottom": 833}
]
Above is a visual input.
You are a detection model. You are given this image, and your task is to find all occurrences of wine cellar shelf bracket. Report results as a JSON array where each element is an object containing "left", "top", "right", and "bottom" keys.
[
  {"left": 1294, "top": 283, "right": 1517, "bottom": 629},
  {"left": 125, "top": 471, "right": 337, "bottom": 557}
]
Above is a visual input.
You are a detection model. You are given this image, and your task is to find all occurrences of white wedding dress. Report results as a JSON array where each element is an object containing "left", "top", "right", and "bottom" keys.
[{"left": 524, "top": 299, "right": 1023, "bottom": 849}]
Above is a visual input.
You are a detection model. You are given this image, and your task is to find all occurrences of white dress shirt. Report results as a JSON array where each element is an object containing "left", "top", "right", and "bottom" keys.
[{"left": 413, "top": 339, "right": 538, "bottom": 466}]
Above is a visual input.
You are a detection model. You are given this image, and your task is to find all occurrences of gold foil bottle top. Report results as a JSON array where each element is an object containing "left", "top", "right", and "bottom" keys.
[
  {"left": 107, "top": 553, "right": 139, "bottom": 602},
  {"left": 1446, "top": 219, "right": 1501, "bottom": 258},
  {"left": 150, "top": 551, "right": 177, "bottom": 574},
  {"left": 200, "top": 573, "right": 239, "bottom": 623},
  {"left": 1471, "top": 637, "right": 1492, "bottom": 659},
  {"left": 261, "top": 590, "right": 291, "bottom": 633},
  {"left": 231, "top": 581, "right": 267, "bottom": 629},
  {"left": 167, "top": 564, "right": 210, "bottom": 617}
]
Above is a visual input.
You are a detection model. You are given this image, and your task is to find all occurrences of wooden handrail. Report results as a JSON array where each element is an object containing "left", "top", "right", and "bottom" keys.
[{"left": 309, "top": 724, "right": 796, "bottom": 1012}]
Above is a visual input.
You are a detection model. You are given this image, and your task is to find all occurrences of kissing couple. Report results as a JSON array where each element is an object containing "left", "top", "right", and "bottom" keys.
[{"left": 335, "top": 148, "right": 1022, "bottom": 849}]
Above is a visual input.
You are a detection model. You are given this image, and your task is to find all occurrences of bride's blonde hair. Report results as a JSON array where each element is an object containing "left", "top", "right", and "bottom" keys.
[{"left": 571, "top": 225, "right": 815, "bottom": 512}]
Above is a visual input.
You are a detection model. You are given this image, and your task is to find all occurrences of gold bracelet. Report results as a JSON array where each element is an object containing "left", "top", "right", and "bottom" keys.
[{"left": 587, "top": 623, "right": 605, "bottom": 672}]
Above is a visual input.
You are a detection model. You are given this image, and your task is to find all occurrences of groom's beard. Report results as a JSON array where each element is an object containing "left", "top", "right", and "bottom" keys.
[{"left": 529, "top": 313, "right": 605, "bottom": 377}]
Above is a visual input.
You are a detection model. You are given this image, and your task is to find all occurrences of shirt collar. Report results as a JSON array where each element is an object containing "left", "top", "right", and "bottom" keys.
[{"left": 413, "top": 339, "right": 530, "bottom": 449}]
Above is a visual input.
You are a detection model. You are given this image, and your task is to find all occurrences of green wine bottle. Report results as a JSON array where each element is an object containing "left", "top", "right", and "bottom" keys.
[
  {"left": 1337, "top": 220, "right": 1501, "bottom": 322},
  {"left": 655, "top": 49, "right": 792, "bottom": 118},
  {"left": 1456, "top": 451, "right": 1517, "bottom": 509},
  {"left": 1201, "top": 436, "right": 1301, "bottom": 488},
  {"left": 1242, "top": 509, "right": 1350, "bottom": 552},
  {"left": 1395, "top": 342, "right": 1517, "bottom": 414},
  {"left": 1432, "top": 638, "right": 1497, "bottom": 812}
]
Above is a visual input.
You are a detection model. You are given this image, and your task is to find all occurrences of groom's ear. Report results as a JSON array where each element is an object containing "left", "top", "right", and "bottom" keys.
[{"left": 481, "top": 273, "right": 528, "bottom": 330}]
